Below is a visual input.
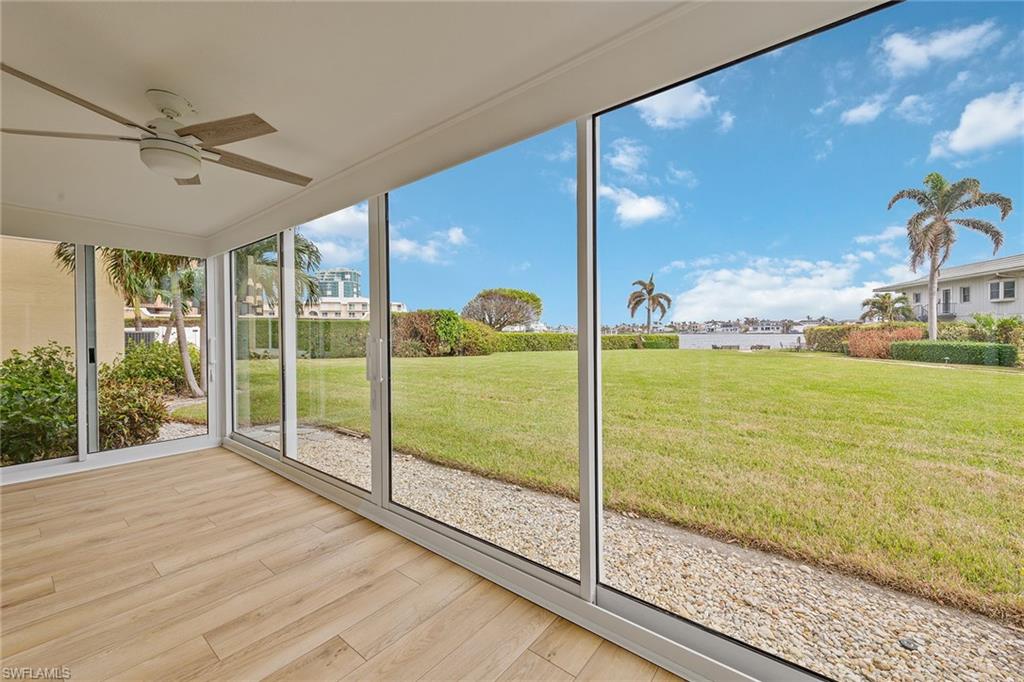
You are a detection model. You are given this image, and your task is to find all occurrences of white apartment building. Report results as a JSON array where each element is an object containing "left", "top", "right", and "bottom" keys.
[{"left": 874, "top": 253, "right": 1023, "bottom": 322}]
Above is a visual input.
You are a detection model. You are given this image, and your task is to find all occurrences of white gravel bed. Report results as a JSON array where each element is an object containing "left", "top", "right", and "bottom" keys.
[
  {"left": 158, "top": 396, "right": 208, "bottom": 441},
  {"left": 269, "top": 425, "right": 1024, "bottom": 681}
]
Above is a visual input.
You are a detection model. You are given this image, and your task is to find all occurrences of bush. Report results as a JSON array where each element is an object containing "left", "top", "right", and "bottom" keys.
[
  {"left": 97, "top": 366, "right": 169, "bottom": 450},
  {"left": 1008, "top": 327, "right": 1024, "bottom": 368},
  {"left": 457, "top": 319, "right": 499, "bottom": 356},
  {"left": 296, "top": 319, "right": 369, "bottom": 359},
  {"left": 890, "top": 340, "right": 1018, "bottom": 367},
  {"left": 495, "top": 332, "right": 577, "bottom": 352},
  {"left": 108, "top": 341, "right": 200, "bottom": 396},
  {"left": 0, "top": 343, "right": 77, "bottom": 465},
  {"left": 937, "top": 321, "right": 984, "bottom": 342},
  {"left": 391, "top": 310, "right": 464, "bottom": 357},
  {"left": 805, "top": 322, "right": 926, "bottom": 352},
  {"left": 847, "top": 327, "right": 925, "bottom": 359}
]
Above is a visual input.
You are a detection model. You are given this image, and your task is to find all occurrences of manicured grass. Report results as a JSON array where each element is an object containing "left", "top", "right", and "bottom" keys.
[{"left": 175, "top": 350, "right": 1024, "bottom": 624}]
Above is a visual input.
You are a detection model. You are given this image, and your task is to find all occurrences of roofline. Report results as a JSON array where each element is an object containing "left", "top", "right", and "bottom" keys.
[{"left": 873, "top": 265, "right": 1024, "bottom": 292}]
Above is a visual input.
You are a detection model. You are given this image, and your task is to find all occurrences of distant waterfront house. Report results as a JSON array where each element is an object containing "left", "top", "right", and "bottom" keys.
[{"left": 874, "top": 253, "right": 1024, "bottom": 322}]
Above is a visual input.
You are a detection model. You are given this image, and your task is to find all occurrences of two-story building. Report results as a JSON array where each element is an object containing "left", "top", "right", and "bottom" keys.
[{"left": 873, "top": 253, "right": 1023, "bottom": 322}]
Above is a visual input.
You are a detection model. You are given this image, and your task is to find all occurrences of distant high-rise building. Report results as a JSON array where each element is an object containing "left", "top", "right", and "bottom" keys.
[{"left": 315, "top": 268, "right": 361, "bottom": 298}]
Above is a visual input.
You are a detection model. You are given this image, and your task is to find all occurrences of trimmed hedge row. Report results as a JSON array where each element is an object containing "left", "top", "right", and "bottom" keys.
[
  {"left": 890, "top": 340, "right": 1018, "bottom": 367},
  {"left": 236, "top": 317, "right": 677, "bottom": 358}
]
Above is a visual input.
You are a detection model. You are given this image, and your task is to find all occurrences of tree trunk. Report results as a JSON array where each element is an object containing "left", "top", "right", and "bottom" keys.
[
  {"left": 198, "top": 298, "right": 208, "bottom": 393},
  {"left": 172, "top": 273, "right": 204, "bottom": 398},
  {"left": 132, "top": 299, "right": 143, "bottom": 332},
  {"left": 927, "top": 257, "right": 940, "bottom": 340},
  {"left": 646, "top": 303, "right": 652, "bottom": 334},
  {"left": 163, "top": 307, "right": 175, "bottom": 344}
]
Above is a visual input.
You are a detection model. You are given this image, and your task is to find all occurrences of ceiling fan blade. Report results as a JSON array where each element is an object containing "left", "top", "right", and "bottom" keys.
[
  {"left": 206, "top": 147, "right": 311, "bottom": 187},
  {"left": 175, "top": 113, "right": 276, "bottom": 147},
  {"left": 2, "top": 127, "right": 138, "bottom": 142},
  {"left": 1, "top": 63, "right": 148, "bottom": 133},
  {"left": 176, "top": 175, "right": 201, "bottom": 186}
]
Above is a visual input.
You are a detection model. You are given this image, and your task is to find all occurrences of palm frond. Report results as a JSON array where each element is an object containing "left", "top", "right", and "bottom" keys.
[
  {"left": 956, "top": 192, "right": 1014, "bottom": 221},
  {"left": 888, "top": 188, "right": 933, "bottom": 211},
  {"left": 943, "top": 177, "right": 981, "bottom": 212},
  {"left": 950, "top": 218, "right": 1005, "bottom": 253}
]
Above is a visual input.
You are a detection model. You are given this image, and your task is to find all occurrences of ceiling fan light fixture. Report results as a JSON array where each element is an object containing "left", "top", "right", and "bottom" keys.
[{"left": 139, "top": 137, "right": 201, "bottom": 179}]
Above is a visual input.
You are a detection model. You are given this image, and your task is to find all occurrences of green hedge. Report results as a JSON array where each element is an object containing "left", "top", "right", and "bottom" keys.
[
  {"left": 236, "top": 317, "right": 677, "bottom": 358},
  {"left": 890, "top": 340, "right": 1018, "bottom": 367},
  {"left": 805, "top": 322, "right": 926, "bottom": 352}
]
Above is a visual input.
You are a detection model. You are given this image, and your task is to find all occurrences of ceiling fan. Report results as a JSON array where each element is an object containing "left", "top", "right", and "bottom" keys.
[{"left": 0, "top": 63, "right": 312, "bottom": 187}]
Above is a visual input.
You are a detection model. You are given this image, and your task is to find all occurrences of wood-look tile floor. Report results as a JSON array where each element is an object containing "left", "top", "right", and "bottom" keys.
[{"left": 0, "top": 448, "right": 680, "bottom": 681}]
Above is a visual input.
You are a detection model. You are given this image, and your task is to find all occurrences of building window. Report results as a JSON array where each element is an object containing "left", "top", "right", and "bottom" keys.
[
  {"left": 990, "top": 280, "right": 1015, "bottom": 301},
  {"left": 913, "top": 292, "right": 921, "bottom": 304},
  {"left": 961, "top": 287, "right": 970, "bottom": 303}
]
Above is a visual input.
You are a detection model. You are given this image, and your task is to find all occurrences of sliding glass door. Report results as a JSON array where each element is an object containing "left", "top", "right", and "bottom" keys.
[
  {"left": 386, "top": 123, "right": 581, "bottom": 579},
  {"left": 232, "top": 235, "right": 282, "bottom": 450}
]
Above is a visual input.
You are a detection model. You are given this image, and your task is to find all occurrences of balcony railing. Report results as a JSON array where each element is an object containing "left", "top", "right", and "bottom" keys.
[{"left": 914, "top": 302, "right": 956, "bottom": 321}]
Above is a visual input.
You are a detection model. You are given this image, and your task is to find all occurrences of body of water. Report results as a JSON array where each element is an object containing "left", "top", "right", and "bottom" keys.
[{"left": 676, "top": 333, "right": 805, "bottom": 350}]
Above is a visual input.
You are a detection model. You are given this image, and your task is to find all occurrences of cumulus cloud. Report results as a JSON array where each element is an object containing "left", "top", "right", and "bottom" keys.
[
  {"left": 840, "top": 95, "right": 886, "bottom": 124},
  {"left": 634, "top": 82, "right": 717, "bottom": 129},
  {"left": 605, "top": 138, "right": 648, "bottom": 179},
  {"left": 717, "top": 111, "right": 735, "bottom": 133},
  {"left": 390, "top": 237, "right": 442, "bottom": 263},
  {"left": 671, "top": 255, "right": 883, "bottom": 321},
  {"left": 882, "top": 262, "right": 918, "bottom": 284},
  {"left": 545, "top": 140, "right": 574, "bottom": 162},
  {"left": 880, "top": 20, "right": 1002, "bottom": 77},
  {"left": 300, "top": 203, "right": 370, "bottom": 267},
  {"left": 446, "top": 227, "right": 467, "bottom": 246},
  {"left": 929, "top": 83, "right": 1024, "bottom": 158},
  {"left": 666, "top": 163, "right": 698, "bottom": 188},
  {"left": 599, "top": 185, "right": 674, "bottom": 225},
  {"left": 894, "top": 95, "right": 934, "bottom": 124}
]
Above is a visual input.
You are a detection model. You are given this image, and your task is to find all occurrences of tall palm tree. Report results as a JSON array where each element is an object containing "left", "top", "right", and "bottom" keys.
[
  {"left": 627, "top": 273, "right": 672, "bottom": 333},
  {"left": 232, "top": 233, "right": 321, "bottom": 314},
  {"left": 888, "top": 172, "right": 1012, "bottom": 339},
  {"left": 859, "top": 292, "right": 913, "bottom": 323}
]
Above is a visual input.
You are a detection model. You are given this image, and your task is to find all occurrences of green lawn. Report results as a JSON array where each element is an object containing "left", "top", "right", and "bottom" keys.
[{"left": 178, "top": 350, "right": 1024, "bottom": 624}]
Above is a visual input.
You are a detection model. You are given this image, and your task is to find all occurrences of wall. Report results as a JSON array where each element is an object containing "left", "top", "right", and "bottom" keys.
[{"left": 0, "top": 236, "right": 124, "bottom": 364}]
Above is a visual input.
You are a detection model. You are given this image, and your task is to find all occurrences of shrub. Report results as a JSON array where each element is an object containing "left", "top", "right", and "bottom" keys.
[
  {"left": 97, "top": 366, "right": 169, "bottom": 450},
  {"left": 0, "top": 343, "right": 78, "bottom": 465},
  {"left": 462, "top": 288, "right": 542, "bottom": 330},
  {"left": 847, "top": 327, "right": 925, "bottom": 359},
  {"left": 890, "top": 340, "right": 1018, "bottom": 367},
  {"left": 457, "top": 319, "right": 499, "bottom": 356},
  {"left": 938, "top": 321, "right": 984, "bottom": 342},
  {"left": 107, "top": 341, "right": 200, "bottom": 396},
  {"left": 296, "top": 319, "right": 369, "bottom": 359},
  {"left": 391, "top": 310, "right": 464, "bottom": 357},
  {"left": 993, "top": 316, "right": 1024, "bottom": 345},
  {"left": 495, "top": 332, "right": 577, "bottom": 352},
  {"left": 805, "top": 322, "right": 926, "bottom": 352},
  {"left": 1008, "top": 327, "right": 1024, "bottom": 368}
]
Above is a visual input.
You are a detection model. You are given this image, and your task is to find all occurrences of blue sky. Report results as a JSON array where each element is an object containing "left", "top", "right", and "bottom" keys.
[{"left": 301, "top": 1, "right": 1023, "bottom": 326}]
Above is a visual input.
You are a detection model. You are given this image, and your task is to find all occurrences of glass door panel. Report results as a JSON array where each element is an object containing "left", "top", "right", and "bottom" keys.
[
  {"left": 287, "top": 205, "right": 373, "bottom": 491},
  {"left": 232, "top": 235, "right": 282, "bottom": 449}
]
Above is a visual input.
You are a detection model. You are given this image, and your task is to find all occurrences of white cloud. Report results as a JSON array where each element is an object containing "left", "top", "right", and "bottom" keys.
[
  {"left": 854, "top": 225, "right": 905, "bottom": 244},
  {"left": 947, "top": 70, "right": 971, "bottom": 92},
  {"left": 605, "top": 138, "right": 648, "bottom": 179},
  {"left": 811, "top": 98, "right": 839, "bottom": 116},
  {"left": 880, "top": 20, "right": 1002, "bottom": 77},
  {"left": 882, "top": 263, "right": 918, "bottom": 283},
  {"left": 545, "top": 140, "right": 574, "bottom": 162},
  {"left": 446, "top": 226, "right": 467, "bottom": 246},
  {"left": 671, "top": 255, "right": 882, "bottom": 321},
  {"left": 929, "top": 83, "right": 1024, "bottom": 158},
  {"left": 894, "top": 94, "right": 934, "bottom": 124},
  {"left": 666, "top": 163, "right": 698, "bottom": 188},
  {"left": 599, "top": 185, "right": 674, "bottom": 226},
  {"left": 300, "top": 203, "right": 368, "bottom": 238},
  {"left": 717, "top": 111, "right": 735, "bottom": 133},
  {"left": 634, "top": 82, "right": 717, "bottom": 129},
  {"left": 814, "top": 138, "right": 834, "bottom": 161},
  {"left": 660, "top": 256, "right": 718, "bottom": 273},
  {"left": 840, "top": 95, "right": 886, "bottom": 124},
  {"left": 390, "top": 237, "right": 442, "bottom": 263},
  {"left": 311, "top": 239, "right": 365, "bottom": 266}
]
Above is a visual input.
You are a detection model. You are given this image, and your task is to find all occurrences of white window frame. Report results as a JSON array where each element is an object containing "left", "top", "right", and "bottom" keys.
[
  {"left": 960, "top": 286, "right": 970, "bottom": 303},
  {"left": 989, "top": 279, "right": 1016, "bottom": 302}
]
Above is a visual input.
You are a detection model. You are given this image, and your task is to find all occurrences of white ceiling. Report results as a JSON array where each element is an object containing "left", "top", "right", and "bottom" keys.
[{"left": 1, "top": 1, "right": 881, "bottom": 256}]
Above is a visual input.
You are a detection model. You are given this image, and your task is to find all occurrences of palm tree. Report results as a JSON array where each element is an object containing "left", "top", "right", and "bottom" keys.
[
  {"left": 627, "top": 273, "right": 672, "bottom": 333},
  {"left": 859, "top": 292, "right": 913, "bottom": 323},
  {"left": 888, "top": 172, "right": 1012, "bottom": 339},
  {"left": 232, "top": 233, "right": 321, "bottom": 314}
]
